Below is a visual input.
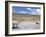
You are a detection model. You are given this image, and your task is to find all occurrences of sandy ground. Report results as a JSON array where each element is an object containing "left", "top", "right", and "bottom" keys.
[{"left": 12, "top": 23, "right": 40, "bottom": 31}]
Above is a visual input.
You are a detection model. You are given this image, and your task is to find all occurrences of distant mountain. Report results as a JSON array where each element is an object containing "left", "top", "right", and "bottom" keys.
[{"left": 12, "top": 12, "right": 40, "bottom": 15}]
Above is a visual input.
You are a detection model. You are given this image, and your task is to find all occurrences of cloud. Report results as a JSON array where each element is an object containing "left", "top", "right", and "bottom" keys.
[
  {"left": 27, "top": 8, "right": 31, "bottom": 9},
  {"left": 27, "top": 8, "right": 40, "bottom": 14},
  {"left": 18, "top": 11, "right": 27, "bottom": 13},
  {"left": 31, "top": 11, "right": 40, "bottom": 15},
  {"left": 13, "top": 7, "right": 40, "bottom": 15},
  {"left": 26, "top": 8, "right": 32, "bottom": 10},
  {"left": 36, "top": 9, "right": 40, "bottom": 13},
  {"left": 29, "top": 9, "right": 40, "bottom": 15}
]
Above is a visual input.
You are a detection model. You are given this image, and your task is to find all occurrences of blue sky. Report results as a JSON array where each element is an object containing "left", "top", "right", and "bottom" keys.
[{"left": 12, "top": 6, "right": 40, "bottom": 15}]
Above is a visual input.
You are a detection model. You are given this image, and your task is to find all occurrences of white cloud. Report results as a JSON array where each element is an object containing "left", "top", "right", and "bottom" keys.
[
  {"left": 32, "top": 12, "right": 37, "bottom": 14},
  {"left": 32, "top": 12, "right": 40, "bottom": 15},
  {"left": 27, "top": 8, "right": 31, "bottom": 10},
  {"left": 19, "top": 11, "right": 27, "bottom": 13},
  {"left": 26, "top": 8, "right": 32, "bottom": 11},
  {"left": 29, "top": 11, "right": 37, "bottom": 15},
  {"left": 30, "top": 10, "right": 40, "bottom": 15},
  {"left": 27, "top": 8, "right": 40, "bottom": 14},
  {"left": 30, "top": 9, "right": 40, "bottom": 15},
  {"left": 36, "top": 9, "right": 40, "bottom": 13}
]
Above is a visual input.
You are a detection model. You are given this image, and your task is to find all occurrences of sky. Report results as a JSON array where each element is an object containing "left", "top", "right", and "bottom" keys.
[{"left": 12, "top": 6, "right": 41, "bottom": 15}]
